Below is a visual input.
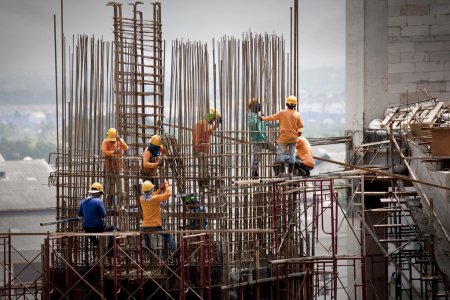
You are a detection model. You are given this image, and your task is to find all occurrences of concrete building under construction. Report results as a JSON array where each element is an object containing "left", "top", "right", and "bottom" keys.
[{"left": 1, "top": 0, "right": 450, "bottom": 299}]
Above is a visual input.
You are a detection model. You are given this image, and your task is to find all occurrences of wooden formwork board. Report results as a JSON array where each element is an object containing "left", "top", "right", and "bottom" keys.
[{"left": 381, "top": 102, "right": 444, "bottom": 130}]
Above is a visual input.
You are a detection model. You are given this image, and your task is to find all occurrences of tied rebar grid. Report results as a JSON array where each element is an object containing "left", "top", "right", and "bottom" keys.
[
  {"left": 51, "top": 3, "right": 164, "bottom": 233},
  {"left": 166, "top": 33, "right": 289, "bottom": 295},
  {"left": 44, "top": 0, "right": 363, "bottom": 298}
]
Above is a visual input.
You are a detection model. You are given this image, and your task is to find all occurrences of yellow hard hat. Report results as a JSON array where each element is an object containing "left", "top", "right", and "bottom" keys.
[
  {"left": 286, "top": 95, "right": 298, "bottom": 106},
  {"left": 149, "top": 135, "right": 163, "bottom": 147},
  {"left": 89, "top": 182, "right": 104, "bottom": 194},
  {"left": 210, "top": 108, "right": 221, "bottom": 119},
  {"left": 107, "top": 128, "right": 117, "bottom": 141},
  {"left": 248, "top": 98, "right": 259, "bottom": 108},
  {"left": 141, "top": 180, "right": 155, "bottom": 193}
]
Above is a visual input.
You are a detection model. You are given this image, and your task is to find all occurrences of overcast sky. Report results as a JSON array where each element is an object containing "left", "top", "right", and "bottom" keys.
[{"left": 0, "top": 0, "right": 344, "bottom": 102}]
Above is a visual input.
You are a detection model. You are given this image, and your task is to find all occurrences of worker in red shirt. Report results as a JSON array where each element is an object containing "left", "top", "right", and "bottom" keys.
[
  {"left": 101, "top": 128, "right": 128, "bottom": 204},
  {"left": 295, "top": 128, "right": 315, "bottom": 176},
  {"left": 261, "top": 96, "right": 303, "bottom": 176},
  {"left": 192, "top": 108, "right": 221, "bottom": 188}
]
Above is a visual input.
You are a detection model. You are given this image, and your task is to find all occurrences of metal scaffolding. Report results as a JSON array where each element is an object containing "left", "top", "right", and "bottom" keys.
[{"left": 2, "top": 0, "right": 449, "bottom": 299}]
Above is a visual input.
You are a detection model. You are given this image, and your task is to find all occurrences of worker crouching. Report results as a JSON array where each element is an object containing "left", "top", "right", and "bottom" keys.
[
  {"left": 295, "top": 128, "right": 315, "bottom": 176},
  {"left": 181, "top": 194, "right": 208, "bottom": 230},
  {"left": 78, "top": 182, "right": 119, "bottom": 257}
]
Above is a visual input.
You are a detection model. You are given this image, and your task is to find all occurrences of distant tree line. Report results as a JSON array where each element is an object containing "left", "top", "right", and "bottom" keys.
[
  {"left": 0, "top": 122, "right": 56, "bottom": 162},
  {"left": 0, "top": 138, "right": 56, "bottom": 161}
]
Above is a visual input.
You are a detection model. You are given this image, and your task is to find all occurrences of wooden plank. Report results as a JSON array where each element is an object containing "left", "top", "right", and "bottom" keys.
[
  {"left": 400, "top": 106, "right": 420, "bottom": 128},
  {"left": 380, "top": 106, "right": 399, "bottom": 128},
  {"left": 423, "top": 102, "right": 443, "bottom": 124}
]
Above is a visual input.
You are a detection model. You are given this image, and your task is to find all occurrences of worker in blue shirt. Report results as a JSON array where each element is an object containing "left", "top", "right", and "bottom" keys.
[
  {"left": 181, "top": 194, "right": 208, "bottom": 230},
  {"left": 247, "top": 98, "right": 278, "bottom": 178},
  {"left": 78, "top": 182, "right": 118, "bottom": 256}
]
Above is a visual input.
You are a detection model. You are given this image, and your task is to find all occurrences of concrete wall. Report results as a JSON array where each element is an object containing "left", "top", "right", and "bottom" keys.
[
  {"left": 387, "top": 0, "right": 450, "bottom": 105},
  {"left": 409, "top": 143, "right": 450, "bottom": 280},
  {"left": 346, "top": 0, "right": 450, "bottom": 138},
  {"left": 346, "top": 0, "right": 450, "bottom": 297}
]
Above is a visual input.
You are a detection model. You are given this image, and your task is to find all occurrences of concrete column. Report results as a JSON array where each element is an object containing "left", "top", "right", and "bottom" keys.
[
  {"left": 346, "top": 0, "right": 388, "bottom": 144},
  {"left": 346, "top": 0, "right": 365, "bottom": 145},
  {"left": 346, "top": 1, "right": 389, "bottom": 299}
]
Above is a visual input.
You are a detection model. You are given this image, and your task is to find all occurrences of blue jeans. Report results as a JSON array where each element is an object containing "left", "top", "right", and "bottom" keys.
[
  {"left": 142, "top": 226, "right": 177, "bottom": 253},
  {"left": 276, "top": 143, "right": 296, "bottom": 165},
  {"left": 252, "top": 141, "right": 275, "bottom": 173}
]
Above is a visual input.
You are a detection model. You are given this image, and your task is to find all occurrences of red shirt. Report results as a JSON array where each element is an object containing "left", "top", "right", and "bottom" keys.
[
  {"left": 101, "top": 138, "right": 128, "bottom": 172},
  {"left": 193, "top": 119, "right": 219, "bottom": 154}
]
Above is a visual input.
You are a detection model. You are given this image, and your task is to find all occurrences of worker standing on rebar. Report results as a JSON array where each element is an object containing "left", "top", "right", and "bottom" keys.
[
  {"left": 261, "top": 96, "right": 303, "bottom": 176},
  {"left": 193, "top": 108, "right": 222, "bottom": 188},
  {"left": 101, "top": 128, "right": 128, "bottom": 204},
  {"left": 140, "top": 179, "right": 177, "bottom": 253},
  {"left": 141, "top": 135, "right": 166, "bottom": 187},
  {"left": 295, "top": 128, "right": 315, "bottom": 176},
  {"left": 247, "top": 98, "right": 278, "bottom": 178},
  {"left": 78, "top": 182, "right": 119, "bottom": 257}
]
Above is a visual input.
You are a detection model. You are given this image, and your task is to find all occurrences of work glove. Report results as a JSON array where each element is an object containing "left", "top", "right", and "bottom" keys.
[
  {"left": 159, "top": 181, "right": 166, "bottom": 191},
  {"left": 157, "top": 157, "right": 164, "bottom": 167}
]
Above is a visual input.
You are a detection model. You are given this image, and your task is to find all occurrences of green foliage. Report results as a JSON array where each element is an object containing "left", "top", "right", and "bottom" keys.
[
  {"left": 0, "top": 122, "right": 56, "bottom": 161},
  {"left": 0, "top": 137, "right": 55, "bottom": 161}
]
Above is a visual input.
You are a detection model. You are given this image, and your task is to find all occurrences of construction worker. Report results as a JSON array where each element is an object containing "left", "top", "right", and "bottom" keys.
[
  {"left": 180, "top": 194, "right": 208, "bottom": 230},
  {"left": 247, "top": 98, "right": 278, "bottom": 178},
  {"left": 141, "top": 135, "right": 165, "bottom": 187},
  {"left": 140, "top": 179, "right": 177, "bottom": 253},
  {"left": 78, "top": 182, "right": 118, "bottom": 256},
  {"left": 295, "top": 128, "right": 315, "bottom": 176},
  {"left": 261, "top": 95, "right": 304, "bottom": 176},
  {"left": 193, "top": 108, "right": 222, "bottom": 188},
  {"left": 101, "top": 128, "right": 128, "bottom": 204}
]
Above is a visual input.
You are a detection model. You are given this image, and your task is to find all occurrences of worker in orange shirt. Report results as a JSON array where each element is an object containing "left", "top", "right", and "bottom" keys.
[
  {"left": 193, "top": 108, "right": 221, "bottom": 188},
  {"left": 101, "top": 128, "right": 128, "bottom": 203},
  {"left": 261, "top": 96, "right": 303, "bottom": 176},
  {"left": 140, "top": 179, "right": 177, "bottom": 253},
  {"left": 295, "top": 128, "right": 315, "bottom": 176},
  {"left": 141, "top": 135, "right": 165, "bottom": 187}
]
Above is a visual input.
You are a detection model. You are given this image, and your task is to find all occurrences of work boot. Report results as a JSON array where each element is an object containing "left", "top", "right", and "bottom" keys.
[
  {"left": 273, "top": 164, "right": 280, "bottom": 176},
  {"left": 297, "top": 168, "right": 307, "bottom": 176},
  {"left": 288, "top": 164, "right": 294, "bottom": 178},
  {"left": 278, "top": 163, "right": 286, "bottom": 176}
]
